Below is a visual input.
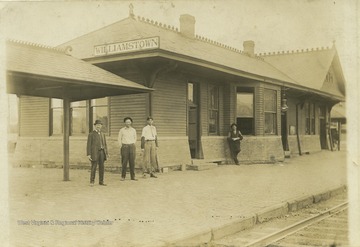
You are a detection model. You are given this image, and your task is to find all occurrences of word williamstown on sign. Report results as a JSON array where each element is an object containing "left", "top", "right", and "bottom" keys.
[{"left": 94, "top": 37, "right": 160, "bottom": 56}]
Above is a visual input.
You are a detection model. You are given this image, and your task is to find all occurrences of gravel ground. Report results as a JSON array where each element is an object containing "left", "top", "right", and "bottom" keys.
[{"left": 7, "top": 150, "right": 346, "bottom": 247}]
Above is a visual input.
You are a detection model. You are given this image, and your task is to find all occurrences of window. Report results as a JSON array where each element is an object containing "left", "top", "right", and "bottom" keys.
[
  {"left": 188, "top": 83, "right": 194, "bottom": 103},
  {"left": 70, "top": 101, "right": 87, "bottom": 135},
  {"left": 50, "top": 99, "right": 63, "bottom": 135},
  {"left": 318, "top": 106, "right": 325, "bottom": 118},
  {"left": 237, "top": 87, "right": 254, "bottom": 135},
  {"left": 305, "top": 103, "right": 316, "bottom": 135},
  {"left": 50, "top": 98, "right": 109, "bottom": 136},
  {"left": 325, "top": 72, "right": 333, "bottom": 84},
  {"left": 264, "top": 89, "right": 277, "bottom": 134},
  {"left": 90, "top": 98, "right": 109, "bottom": 133},
  {"left": 310, "top": 103, "right": 315, "bottom": 134},
  {"left": 209, "top": 85, "right": 219, "bottom": 134}
]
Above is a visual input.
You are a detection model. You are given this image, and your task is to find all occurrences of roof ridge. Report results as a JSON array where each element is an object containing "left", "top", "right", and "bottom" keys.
[
  {"left": 134, "top": 14, "right": 265, "bottom": 62},
  {"left": 136, "top": 15, "right": 179, "bottom": 33},
  {"left": 259, "top": 45, "right": 333, "bottom": 57},
  {"left": 194, "top": 34, "right": 266, "bottom": 61},
  {"left": 7, "top": 39, "right": 71, "bottom": 55}
]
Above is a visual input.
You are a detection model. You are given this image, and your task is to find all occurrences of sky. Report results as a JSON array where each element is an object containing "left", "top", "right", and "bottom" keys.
[
  {"left": 0, "top": 0, "right": 357, "bottom": 81},
  {"left": 0, "top": 0, "right": 357, "bottom": 113},
  {"left": 0, "top": 0, "right": 357, "bottom": 127}
]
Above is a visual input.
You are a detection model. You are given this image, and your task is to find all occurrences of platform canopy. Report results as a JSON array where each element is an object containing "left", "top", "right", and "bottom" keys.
[
  {"left": 6, "top": 40, "right": 151, "bottom": 101},
  {"left": 6, "top": 40, "right": 152, "bottom": 181}
]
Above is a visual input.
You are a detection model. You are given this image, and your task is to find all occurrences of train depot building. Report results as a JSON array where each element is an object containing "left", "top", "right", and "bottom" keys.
[{"left": 8, "top": 12, "right": 346, "bottom": 170}]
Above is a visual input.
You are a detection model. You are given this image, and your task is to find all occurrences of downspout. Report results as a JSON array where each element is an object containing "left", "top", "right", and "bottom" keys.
[{"left": 296, "top": 103, "right": 302, "bottom": 155}]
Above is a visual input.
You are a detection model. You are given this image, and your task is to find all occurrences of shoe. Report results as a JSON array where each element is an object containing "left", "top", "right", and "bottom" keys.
[
  {"left": 120, "top": 178, "right": 125, "bottom": 181},
  {"left": 99, "top": 183, "right": 107, "bottom": 186},
  {"left": 131, "top": 178, "right": 138, "bottom": 181},
  {"left": 90, "top": 182, "right": 94, "bottom": 187},
  {"left": 150, "top": 173, "right": 157, "bottom": 178}
]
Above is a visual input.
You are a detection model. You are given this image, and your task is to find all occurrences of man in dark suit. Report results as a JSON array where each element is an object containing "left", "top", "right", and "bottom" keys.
[{"left": 87, "top": 120, "right": 109, "bottom": 186}]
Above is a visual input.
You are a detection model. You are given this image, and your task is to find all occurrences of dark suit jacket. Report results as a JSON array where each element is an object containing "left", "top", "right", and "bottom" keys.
[{"left": 87, "top": 130, "right": 108, "bottom": 161}]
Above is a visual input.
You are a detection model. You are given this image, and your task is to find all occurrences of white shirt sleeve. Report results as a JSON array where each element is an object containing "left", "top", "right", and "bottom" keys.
[{"left": 118, "top": 129, "right": 122, "bottom": 147}]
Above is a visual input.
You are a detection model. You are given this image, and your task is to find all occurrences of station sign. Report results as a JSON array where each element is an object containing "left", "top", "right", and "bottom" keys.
[{"left": 94, "top": 37, "right": 160, "bottom": 56}]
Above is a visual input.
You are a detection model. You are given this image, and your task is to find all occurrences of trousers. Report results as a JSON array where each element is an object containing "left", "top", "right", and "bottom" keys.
[
  {"left": 143, "top": 141, "right": 157, "bottom": 173},
  {"left": 90, "top": 149, "right": 105, "bottom": 183},
  {"left": 121, "top": 144, "right": 136, "bottom": 179}
]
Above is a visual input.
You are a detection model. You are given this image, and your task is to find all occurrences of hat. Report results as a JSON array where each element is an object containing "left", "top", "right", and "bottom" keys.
[
  {"left": 123, "top": 117, "right": 133, "bottom": 123},
  {"left": 146, "top": 116, "right": 153, "bottom": 121},
  {"left": 230, "top": 123, "right": 237, "bottom": 128},
  {"left": 94, "top": 120, "right": 103, "bottom": 125}
]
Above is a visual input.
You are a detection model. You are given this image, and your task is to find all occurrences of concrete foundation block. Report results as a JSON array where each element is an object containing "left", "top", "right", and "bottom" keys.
[
  {"left": 256, "top": 203, "right": 288, "bottom": 223},
  {"left": 187, "top": 163, "right": 218, "bottom": 171},
  {"left": 211, "top": 214, "right": 256, "bottom": 240},
  {"left": 296, "top": 195, "right": 314, "bottom": 210},
  {"left": 313, "top": 191, "right": 331, "bottom": 203},
  {"left": 330, "top": 186, "right": 346, "bottom": 197},
  {"left": 171, "top": 229, "right": 212, "bottom": 247},
  {"left": 288, "top": 200, "right": 298, "bottom": 212}
]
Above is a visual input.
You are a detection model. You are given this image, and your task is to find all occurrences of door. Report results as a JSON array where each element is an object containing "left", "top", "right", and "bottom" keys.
[
  {"left": 281, "top": 112, "right": 289, "bottom": 151},
  {"left": 188, "top": 106, "right": 198, "bottom": 158},
  {"left": 320, "top": 118, "right": 327, "bottom": 149}
]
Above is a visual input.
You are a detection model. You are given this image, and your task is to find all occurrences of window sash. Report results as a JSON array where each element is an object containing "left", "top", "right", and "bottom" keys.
[
  {"left": 305, "top": 103, "right": 315, "bottom": 135},
  {"left": 265, "top": 112, "right": 276, "bottom": 134},
  {"left": 209, "top": 86, "right": 219, "bottom": 134},
  {"left": 237, "top": 90, "right": 254, "bottom": 135},
  {"left": 50, "top": 99, "right": 109, "bottom": 136},
  {"left": 264, "top": 89, "right": 277, "bottom": 135}
]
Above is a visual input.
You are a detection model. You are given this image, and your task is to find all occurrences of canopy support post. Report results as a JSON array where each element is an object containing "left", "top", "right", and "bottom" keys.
[{"left": 63, "top": 98, "right": 70, "bottom": 181}]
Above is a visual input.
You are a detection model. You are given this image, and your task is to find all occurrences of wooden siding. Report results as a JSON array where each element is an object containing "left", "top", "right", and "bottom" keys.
[
  {"left": 277, "top": 87, "right": 281, "bottom": 135},
  {"left": 255, "top": 85, "right": 264, "bottom": 135},
  {"left": 109, "top": 94, "right": 148, "bottom": 137},
  {"left": 19, "top": 96, "right": 49, "bottom": 137},
  {"left": 200, "top": 82, "right": 208, "bottom": 136},
  {"left": 218, "top": 85, "right": 225, "bottom": 135},
  {"left": 152, "top": 73, "right": 187, "bottom": 136},
  {"left": 222, "top": 84, "right": 234, "bottom": 135}
]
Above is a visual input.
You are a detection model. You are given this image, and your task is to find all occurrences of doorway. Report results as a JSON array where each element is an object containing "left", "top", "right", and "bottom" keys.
[
  {"left": 281, "top": 112, "right": 289, "bottom": 151},
  {"left": 319, "top": 106, "right": 327, "bottom": 149},
  {"left": 320, "top": 118, "right": 327, "bottom": 149},
  {"left": 188, "top": 106, "right": 198, "bottom": 158},
  {"left": 187, "top": 82, "right": 201, "bottom": 158}
]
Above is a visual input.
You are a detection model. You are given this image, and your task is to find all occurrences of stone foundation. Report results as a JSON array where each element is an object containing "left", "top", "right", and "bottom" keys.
[
  {"left": 13, "top": 135, "right": 320, "bottom": 168},
  {"left": 13, "top": 136, "right": 192, "bottom": 169},
  {"left": 288, "top": 135, "right": 322, "bottom": 155},
  {"left": 201, "top": 135, "right": 285, "bottom": 164}
]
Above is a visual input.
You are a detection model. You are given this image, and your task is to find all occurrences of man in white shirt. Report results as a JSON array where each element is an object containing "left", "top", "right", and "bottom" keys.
[
  {"left": 141, "top": 116, "right": 159, "bottom": 178},
  {"left": 118, "top": 117, "right": 137, "bottom": 181}
]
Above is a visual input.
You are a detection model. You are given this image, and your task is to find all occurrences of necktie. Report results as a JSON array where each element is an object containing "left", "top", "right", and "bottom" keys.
[{"left": 99, "top": 131, "right": 104, "bottom": 149}]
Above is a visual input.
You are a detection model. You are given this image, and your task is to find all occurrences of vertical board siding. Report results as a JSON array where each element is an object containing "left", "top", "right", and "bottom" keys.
[
  {"left": 277, "top": 88, "right": 281, "bottom": 135},
  {"left": 200, "top": 82, "right": 208, "bottom": 136},
  {"left": 19, "top": 96, "right": 49, "bottom": 137},
  {"left": 222, "top": 84, "right": 232, "bottom": 135},
  {"left": 152, "top": 73, "right": 187, "bottom": 136},
  {"left": 255, "top": 85, "right": 264, "bottom": 135},
  {"left": 218, "top": 86, "right": 225, "bottom": 135},
  {"left": 109, "top": 94, "right": 148, "bottom": 137}
]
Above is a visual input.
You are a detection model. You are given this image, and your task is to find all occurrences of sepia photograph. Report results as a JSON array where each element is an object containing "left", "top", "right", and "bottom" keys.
[{"left": 0, "top": 0, "right": 358, "bottom": 246}]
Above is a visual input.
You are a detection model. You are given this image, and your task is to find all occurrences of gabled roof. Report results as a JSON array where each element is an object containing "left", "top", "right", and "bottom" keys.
[
  {"left": 331, "top": 103, "right": 346, "bottom": 119},
  {"left": 58, "top": 15, "right": 346, "bottom": 101},
  {"left": 262, "top": 45, "right": 345, "bottom": 99},
  {"left": 58, "top": 16, "right": 297, "bottom": 85},
  {"left": 6, "top": 40, "right": 151, "bottom": 101}
]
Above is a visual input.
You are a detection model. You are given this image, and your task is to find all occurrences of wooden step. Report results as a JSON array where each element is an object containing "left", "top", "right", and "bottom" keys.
[{"left": 187, "top": 162, "right": 218, "bottom": 171}]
